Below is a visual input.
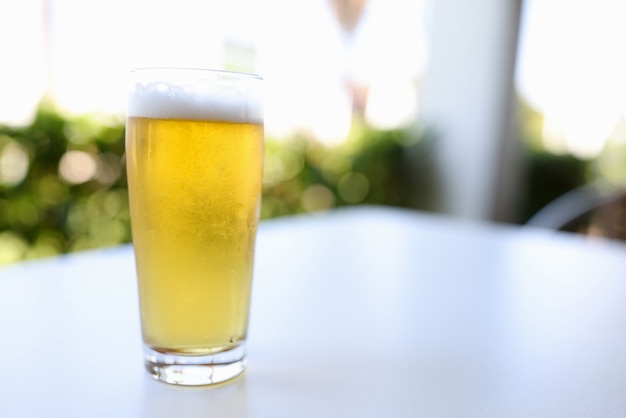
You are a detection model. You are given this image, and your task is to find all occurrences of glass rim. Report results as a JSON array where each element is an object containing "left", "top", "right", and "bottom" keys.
[{"left": 129, "top": 67, "right": 263, "bottom": 81}]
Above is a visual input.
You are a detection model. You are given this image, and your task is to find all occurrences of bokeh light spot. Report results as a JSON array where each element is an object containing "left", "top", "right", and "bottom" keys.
[
  {"left": 0, "top": 142, "right": 30, "bottom": 186},
  {"left": 338, "top": 171, "right": 370, "bottom": 203},
  {"left": 301, "top": 184, "right": 335, "bottom": 212},
  {"left": 59, "top": 151, "right": 97, "bottom": 184},
  {"left": 0, "top": 232, "right": 28, "bottom": 264}
]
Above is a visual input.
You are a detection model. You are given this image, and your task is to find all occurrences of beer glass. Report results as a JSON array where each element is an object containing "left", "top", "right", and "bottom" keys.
[{"left": 126, "top": 68, "right": 263, "bottom": 386}]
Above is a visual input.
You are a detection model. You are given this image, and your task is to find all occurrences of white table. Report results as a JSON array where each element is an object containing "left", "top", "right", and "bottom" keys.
[{"left": 2, "top": 206, "right": 626, "bottom": 417}]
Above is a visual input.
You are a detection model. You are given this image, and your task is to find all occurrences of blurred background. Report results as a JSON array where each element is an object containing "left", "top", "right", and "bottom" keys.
[{"left": 1, "top": 0, "right": 626, "bottom": 264}]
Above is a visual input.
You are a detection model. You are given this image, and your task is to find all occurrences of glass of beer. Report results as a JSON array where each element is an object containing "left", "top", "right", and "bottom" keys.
[{"left": 125, "top": 68, "right": 263, "bottom": 386}]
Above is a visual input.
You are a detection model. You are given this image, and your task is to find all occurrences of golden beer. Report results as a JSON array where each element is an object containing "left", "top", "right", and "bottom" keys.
[
  {"left": 127, "top": 117, "right": 263, "bottom": 353},
  {"left": 126, "top": 68, "right": 263, "bottom": 385}
]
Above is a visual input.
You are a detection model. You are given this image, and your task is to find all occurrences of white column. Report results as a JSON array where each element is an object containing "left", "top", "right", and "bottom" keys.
[{"left": 416, "top": 0, "right": 523, "bottom": 221}]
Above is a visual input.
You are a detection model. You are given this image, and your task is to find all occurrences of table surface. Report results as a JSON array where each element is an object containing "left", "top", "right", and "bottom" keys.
[{"left": 2, "top": 206, "right": 626, "bottom": 417}]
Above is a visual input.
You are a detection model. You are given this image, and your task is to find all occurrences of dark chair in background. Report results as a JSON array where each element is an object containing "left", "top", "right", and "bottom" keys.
[{"left": 526, "top": 182, "right": 626, "bottom": 241}]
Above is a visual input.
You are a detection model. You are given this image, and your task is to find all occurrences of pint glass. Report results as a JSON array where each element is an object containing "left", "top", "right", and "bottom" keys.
[{"left": 126, "top": 68, "right": 263, "bottom": 385}]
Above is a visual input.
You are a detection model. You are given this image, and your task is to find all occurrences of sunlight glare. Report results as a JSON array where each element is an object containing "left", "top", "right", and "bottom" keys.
[
  {"left": 518, "top": 0, "right": 626, "bottom": 159},
  {"left": 0, "top": 2, "right": 46, "bottom": 125},
  {"left": 365, "top": 79, "right": 418, "bottom": 130}
]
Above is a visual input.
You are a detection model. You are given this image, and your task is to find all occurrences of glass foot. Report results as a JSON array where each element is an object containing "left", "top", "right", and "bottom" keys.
[{"left": 143, "top": 343, "right": 246, "bottom": 386}]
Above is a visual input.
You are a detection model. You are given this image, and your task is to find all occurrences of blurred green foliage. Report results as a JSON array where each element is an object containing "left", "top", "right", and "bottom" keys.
[
  {"left": 0, "top": 103, "right": 129, "bottom": 264},
  {"left": 262, "top": 121, "right": 436, "bottom": 218},
  {"left": 517, "top": 98, "right": 626, "bottom": 237},
  {"left": 2, "top": 98, "right": 619, "bottom": 265},
  {"left": 0, "top": 104, "right": 431, "bottom": 265},
  {"left": 516, "top": 97, "right": 591, "bottom": 222}
]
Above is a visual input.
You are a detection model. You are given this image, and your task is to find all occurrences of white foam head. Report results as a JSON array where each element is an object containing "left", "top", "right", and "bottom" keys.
[{"left": 127, "top": 69, "right": 263, "bottom": 123}]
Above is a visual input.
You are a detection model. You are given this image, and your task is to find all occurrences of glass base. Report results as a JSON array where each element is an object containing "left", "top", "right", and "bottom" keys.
[{"left": 143, "top": 343, "right": 246, "bottom": 386}]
